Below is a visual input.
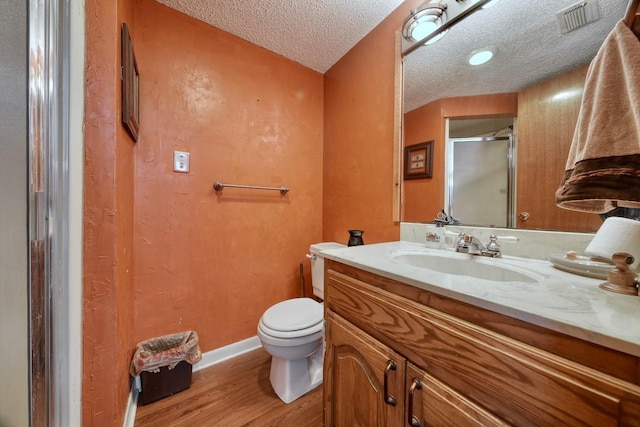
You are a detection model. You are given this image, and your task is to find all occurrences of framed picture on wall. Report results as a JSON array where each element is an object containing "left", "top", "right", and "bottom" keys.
[
  {"left": 121, "top": 23, "right": 139, "bottom": 142},
  {"left": 404, "top": 141, "right": 433, "bottom": 180}
]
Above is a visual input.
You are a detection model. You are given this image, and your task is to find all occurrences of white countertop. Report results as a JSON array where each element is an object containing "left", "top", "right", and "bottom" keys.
[{"left": 321, "top": 241, "right": 640, "bottom": 357}]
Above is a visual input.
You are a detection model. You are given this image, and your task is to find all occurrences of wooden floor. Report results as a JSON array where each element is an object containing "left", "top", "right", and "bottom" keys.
[{"left": 134, "top": 347, "right": 323, "bottom": 426}]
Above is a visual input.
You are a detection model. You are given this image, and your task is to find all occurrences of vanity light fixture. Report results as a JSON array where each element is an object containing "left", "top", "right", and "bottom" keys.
[
  {"left": 402, "top": 0, "right": 493, "bottom": 56},
  {"left": 402, "top": 1, "right": 448, "bottom": 45},
  {"left": 467, "top": 47, "right": 496, "bottom": 66}
]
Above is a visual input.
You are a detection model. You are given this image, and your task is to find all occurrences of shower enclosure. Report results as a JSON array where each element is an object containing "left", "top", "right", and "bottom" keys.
[
  {"left": 445, "top": 118, "right": 516, "bottom": 228},
  {"left": 0, "top": 2, "right": 29, "bottom": 425}
]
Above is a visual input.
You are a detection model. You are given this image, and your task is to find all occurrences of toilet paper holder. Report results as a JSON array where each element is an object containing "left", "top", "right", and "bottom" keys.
[{"left": 599, "top": 252, "right": 640, "bottom": 296}]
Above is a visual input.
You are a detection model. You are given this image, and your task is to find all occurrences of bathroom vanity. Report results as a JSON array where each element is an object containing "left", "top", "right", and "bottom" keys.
[{"left": 321, "top": 242, "right": 640, "bottom": 426}]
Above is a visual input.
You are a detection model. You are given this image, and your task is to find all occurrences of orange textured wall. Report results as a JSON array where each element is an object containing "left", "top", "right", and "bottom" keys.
[
  {"left": 132, "top": 0, "right": 323, "bottom": 352},
  {"left": 83, "top": 0, "right": 136, "bottom": 425},
  {"left": 323, "top": 0, "right": 423, "bottom": 244},
  {"left": 115, "top": 1, "right": 136, "bottom": 423},
  {"left": 403, "top": 93, "right": 518, "bottom": 222},
  {"left": 403, "top": 100, "right": 444, "bottom": 222}
]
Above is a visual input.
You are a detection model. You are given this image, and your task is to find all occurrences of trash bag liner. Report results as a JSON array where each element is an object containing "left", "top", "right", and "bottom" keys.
[{"left": 130, "top": 330, "right": 202, "bottom": 376}]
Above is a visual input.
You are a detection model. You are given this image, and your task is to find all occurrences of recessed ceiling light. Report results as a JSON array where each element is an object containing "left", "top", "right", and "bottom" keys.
[{"left": 468, "top": 48, "right": 496, "bottom": 66}]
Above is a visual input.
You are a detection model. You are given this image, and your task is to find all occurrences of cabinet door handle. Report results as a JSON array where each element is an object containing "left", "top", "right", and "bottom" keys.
[
  {"left": 408, "top": 377, "right": 423, "bottom": 427},
  {"left": 383, "top": 359, "right": 397, "bottom": 406}
]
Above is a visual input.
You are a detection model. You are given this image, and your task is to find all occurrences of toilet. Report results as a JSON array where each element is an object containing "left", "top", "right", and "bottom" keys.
[{"left": 257, "top": 242, "right": 344, "bottom": 404}]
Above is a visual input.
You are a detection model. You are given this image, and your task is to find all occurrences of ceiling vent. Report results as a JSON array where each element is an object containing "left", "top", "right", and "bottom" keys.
[{"left": 556, "top": 0, "right": 600, "bottom": 34}]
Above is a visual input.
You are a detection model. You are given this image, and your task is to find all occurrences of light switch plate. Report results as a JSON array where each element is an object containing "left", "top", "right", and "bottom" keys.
[{"left": 174, "top": 151, "right": 190, "bottom": 173}]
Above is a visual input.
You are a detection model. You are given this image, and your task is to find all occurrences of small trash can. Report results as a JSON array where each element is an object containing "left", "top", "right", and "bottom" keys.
[{"left": 130, "top": 331, "right": 202, "bottom": 405}]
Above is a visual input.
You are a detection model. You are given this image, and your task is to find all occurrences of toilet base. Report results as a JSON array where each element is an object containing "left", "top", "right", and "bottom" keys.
[{"left": 269, "top": 345, "right": 323, "bottom": 404}]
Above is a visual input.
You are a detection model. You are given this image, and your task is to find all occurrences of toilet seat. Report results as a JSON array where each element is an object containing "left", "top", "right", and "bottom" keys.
[
  {"left": 260, "top": 298, "right": 323, "bottom": 339},
  {"left": 259, "top": 319, "right": 324, "bottom": 340}
]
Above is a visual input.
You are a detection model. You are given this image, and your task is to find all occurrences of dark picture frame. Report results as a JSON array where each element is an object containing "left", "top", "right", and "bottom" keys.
[
  {"left": 404, "top": 141, "right": 433, "bottom": 180},
  {"left": 121, "top": 23, "right": 139, "bottom": 142}
]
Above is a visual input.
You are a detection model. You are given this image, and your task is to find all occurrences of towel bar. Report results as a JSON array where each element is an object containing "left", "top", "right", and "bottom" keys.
[{"left": 213, "top": 181, "right": 290, "bottom": 195}]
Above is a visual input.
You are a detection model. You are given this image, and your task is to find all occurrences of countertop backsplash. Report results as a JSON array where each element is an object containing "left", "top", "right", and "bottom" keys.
[{"left": 400, "top": 222, "right": 595, "bottom": 261}]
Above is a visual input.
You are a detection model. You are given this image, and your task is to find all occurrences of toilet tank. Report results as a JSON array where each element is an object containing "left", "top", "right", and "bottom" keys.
[{"left": 309, "top": 242, "right": 345, "bottom": 299}]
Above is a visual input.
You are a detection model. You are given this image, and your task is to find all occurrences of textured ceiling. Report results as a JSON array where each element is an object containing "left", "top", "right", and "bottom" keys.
[
  {"left": 156, "top": 0, "right": 630, "bottom": 111},
  {"left": 155, "top": 0, "right": 405, "bottom": 73},
  {"left": 403, "top": 0, "right": 630, "bottom": 111}
]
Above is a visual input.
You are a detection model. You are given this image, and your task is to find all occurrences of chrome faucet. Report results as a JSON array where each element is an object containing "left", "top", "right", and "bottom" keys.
[{"left": 455, "top": 233, "right": 502, "bottom": 257}]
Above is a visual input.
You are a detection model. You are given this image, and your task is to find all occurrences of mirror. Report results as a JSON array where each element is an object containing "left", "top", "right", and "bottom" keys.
[
  {"left": 402, "top": 0, "right": 630, "bottom": 232},
  {"left": 448, "top": 117, "right": 515, "bottom": 228}
]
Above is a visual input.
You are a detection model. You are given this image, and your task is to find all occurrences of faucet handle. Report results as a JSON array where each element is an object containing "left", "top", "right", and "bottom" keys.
[
  {"left": 486, "top": 235, "right": 501, "bottom": 252},
  {"left": 455, "top": 233, "right": 468, "bottom": 253}
]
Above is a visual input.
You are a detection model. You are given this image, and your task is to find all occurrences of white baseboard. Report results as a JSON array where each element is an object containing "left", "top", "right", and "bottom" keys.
[
  {"left": 193, "top": 336, "right": 262, "bottom": 372},
  {"left": 123, "top": 336, "right": 262, "bottom": 426},
  {"left": 122, "top": 384, "right": 139, "bottom": 427}
]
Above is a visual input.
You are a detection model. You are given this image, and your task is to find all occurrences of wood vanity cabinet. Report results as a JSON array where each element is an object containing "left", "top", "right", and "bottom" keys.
[
  {"left": 324, "top": 311, "right": 405, "bottom": 426},
  {"left": 323, "top": 260, "right": 640, "bottom": 426}
]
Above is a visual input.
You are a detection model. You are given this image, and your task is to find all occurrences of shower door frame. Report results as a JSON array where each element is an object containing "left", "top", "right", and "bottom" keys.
[
  {"left": 444, "top": 119, "right": 516, "bottom": 228},
  {"left": 28, "top": 0, "right": 83, "bottom": 425}
]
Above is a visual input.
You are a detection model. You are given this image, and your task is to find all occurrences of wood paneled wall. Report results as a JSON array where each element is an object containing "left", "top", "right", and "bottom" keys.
[{"left": 517, "top": 65, "right": 602, "bottom": 232}]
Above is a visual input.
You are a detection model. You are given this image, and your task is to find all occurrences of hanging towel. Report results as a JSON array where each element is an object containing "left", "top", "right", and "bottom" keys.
[{"left": 555, "top": 20, "right": 640, "bottom": 213}]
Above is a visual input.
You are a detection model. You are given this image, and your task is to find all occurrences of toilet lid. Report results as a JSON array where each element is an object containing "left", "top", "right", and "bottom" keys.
[{"left": 262, "top": 298, "right": 323, "bottom": 332}]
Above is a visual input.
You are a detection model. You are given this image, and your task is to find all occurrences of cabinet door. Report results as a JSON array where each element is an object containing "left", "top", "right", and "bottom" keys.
[
  {"left": 406, "top": 363, "right": 511, "bottom": 427},
  {"left": 325, "top": 311, "right": 405, "bottom": 427}
]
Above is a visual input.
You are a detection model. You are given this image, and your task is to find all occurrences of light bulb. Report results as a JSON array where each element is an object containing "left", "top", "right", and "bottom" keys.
[{"left": 411, "top": 20, "right": 438, "bottom": 41}]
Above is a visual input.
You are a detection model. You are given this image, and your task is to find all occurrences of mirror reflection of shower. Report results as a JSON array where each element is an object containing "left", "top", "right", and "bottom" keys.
[{"left": 445, "top": 117, "right": 516, "bottom": 228}]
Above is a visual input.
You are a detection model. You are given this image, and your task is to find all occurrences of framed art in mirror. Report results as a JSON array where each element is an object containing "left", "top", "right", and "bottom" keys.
[
  {"left": 404, "top": 141, "right": 433, "bottom": 180},
  {"left": 121, "top": 23, "right": 139, "bottom": 142}
]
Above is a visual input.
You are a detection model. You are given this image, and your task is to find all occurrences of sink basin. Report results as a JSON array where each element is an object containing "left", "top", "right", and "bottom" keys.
[{"left": 389, "top": 250, "right": 540, "bottom": 283}]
